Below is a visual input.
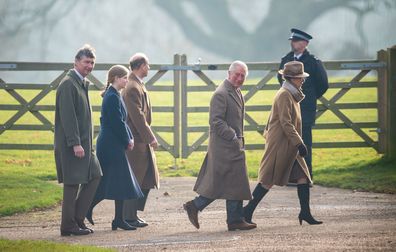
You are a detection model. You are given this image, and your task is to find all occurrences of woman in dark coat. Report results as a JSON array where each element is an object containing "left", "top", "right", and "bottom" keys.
[
  {"left": 243, "top": 61, "right": 322, "bottom": 226},
  {"left": 86, "top": 65, "right": 143, "bottom": 230}
]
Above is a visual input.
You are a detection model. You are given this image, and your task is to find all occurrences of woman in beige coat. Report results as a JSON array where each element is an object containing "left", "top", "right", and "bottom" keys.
[{"left": 243, "top": 61, "right": 322, "bottom": 226}]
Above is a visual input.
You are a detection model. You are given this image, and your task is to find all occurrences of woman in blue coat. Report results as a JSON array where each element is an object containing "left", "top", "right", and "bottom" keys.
[{"left": 86, "top": 65, "right": 143, "bottom": 231}]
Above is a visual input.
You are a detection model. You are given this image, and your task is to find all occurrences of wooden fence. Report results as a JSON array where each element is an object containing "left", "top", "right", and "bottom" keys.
[{"left": 0, "top": 47, "right": 395, "bottom": 159}]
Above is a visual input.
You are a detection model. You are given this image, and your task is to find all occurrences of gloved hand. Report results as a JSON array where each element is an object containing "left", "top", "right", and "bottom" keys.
[{"left": 297, "top": 143, "right": 308, "bottom": 157}]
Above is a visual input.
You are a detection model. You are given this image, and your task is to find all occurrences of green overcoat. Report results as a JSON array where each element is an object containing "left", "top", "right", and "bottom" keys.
[{"left": 54, "top": 70, "right": 102, "bottom": 184}]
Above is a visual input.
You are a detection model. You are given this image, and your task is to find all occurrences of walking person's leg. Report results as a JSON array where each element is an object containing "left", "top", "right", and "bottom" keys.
[
  {"left": 227, "top": 200, "right": 256, "bottom": 231},
  {"left": 183, "top": 195, "right": 214, "bottom": 229}
]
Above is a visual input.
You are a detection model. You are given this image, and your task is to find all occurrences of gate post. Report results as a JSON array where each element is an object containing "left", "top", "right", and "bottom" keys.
[
  {"left": 180, "top": 54, "right": 188, "bottom": 158},
  {"left": 173, "top": 54, "right": 181, "bottom": 158},
  {"left": 377, "top": 49, "right": 388, "bottom": 154},
  {"left": 378, "top": 46, "right": 396, "bottom": 159},
  {"left": 387, "top": 46, "right": 396, "bottom": 159}
]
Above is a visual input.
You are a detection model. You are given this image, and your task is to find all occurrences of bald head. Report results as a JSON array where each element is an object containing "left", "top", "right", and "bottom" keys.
[{"left": 129, "top": 52, "right": 150, "bottom": 79}]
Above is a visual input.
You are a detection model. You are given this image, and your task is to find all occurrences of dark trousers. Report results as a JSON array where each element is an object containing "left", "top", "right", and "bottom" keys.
[
  {"left": 61, "top": 177, "right": 100, "bottom": 231},
  {"left": 193, "top": 195, "right": 244, "bottom": 224},
  {"left": 123, "top": 189, "right": 150, "bottom": 220},
  {"left": 302, "top": 125, "right": 313, "bottom": 179}
]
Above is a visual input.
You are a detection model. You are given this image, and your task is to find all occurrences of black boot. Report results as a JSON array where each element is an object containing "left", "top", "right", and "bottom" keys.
[
  {"left": 297, "top": 183, "right": 322, "bottom": 225},
  {"left": 243, "top": 184, "right": 269, "bottom": 224}
]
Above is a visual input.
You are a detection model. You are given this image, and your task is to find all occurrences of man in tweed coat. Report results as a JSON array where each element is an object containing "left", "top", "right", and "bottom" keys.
[{"left": 183, "top": 61, "right": 256, "bottom": 231}]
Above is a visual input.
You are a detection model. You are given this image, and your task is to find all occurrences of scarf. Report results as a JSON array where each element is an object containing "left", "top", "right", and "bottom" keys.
[{"left": 282, "top": 81, "right": 305, "bottom": 103}]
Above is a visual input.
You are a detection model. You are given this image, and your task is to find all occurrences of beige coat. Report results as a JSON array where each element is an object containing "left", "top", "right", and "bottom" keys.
[
  {"left": 54, "top": 70, "right": 102, "bottom": 184},
  {"left": 122, "top": 73, "right": 159, "bottom": 189},
  {"left": 193, "top": 79, "right": 252, "bottom": 200},
  {"left": 258, "top": 84, "right": 312, "bottom": 186}
]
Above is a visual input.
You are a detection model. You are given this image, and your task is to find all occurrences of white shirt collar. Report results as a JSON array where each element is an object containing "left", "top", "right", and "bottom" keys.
[
  {"left": 294, "top": 53, "right": 303, "bottom": 59},
  {"left": 136, "top": 75, "right": 144, "bottom": 84},
  {"left": 73, "top": 69, "right": 84, "bottom": 81}
]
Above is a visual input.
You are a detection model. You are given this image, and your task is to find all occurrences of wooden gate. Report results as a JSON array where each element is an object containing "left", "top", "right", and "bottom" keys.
[
  {"left": 175, "top": 55, "right": 388, "bottom": 158},
  {"left": 0, "top": 48, "right": 395, "bottom": 159}
]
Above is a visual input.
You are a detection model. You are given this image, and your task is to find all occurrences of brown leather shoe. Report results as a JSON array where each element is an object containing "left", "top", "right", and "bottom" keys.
[
  {"left": 227, "top": 220, "right": 257, "bottom": 231},
  {"left": 183, "top": 200, "right": 199, "bottom": 229}
]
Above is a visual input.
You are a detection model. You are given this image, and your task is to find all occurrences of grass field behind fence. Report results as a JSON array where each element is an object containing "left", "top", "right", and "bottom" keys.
[{"left": 0, "top": 75, "right": 394, "bottom": 217}]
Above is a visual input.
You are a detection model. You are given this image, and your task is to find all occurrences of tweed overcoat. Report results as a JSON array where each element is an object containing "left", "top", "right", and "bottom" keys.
[
  {"left": 122, "top": 73, "right": 159, "bottom": 189},
  {"left": 54, "top": 70, "right": 102, "bottom": 184},
  {"left": 193, "top": 79, "right": 251, "bottom": 200},
  {"left": 258, "top": 84, "right": 312, "bottom": 186}
]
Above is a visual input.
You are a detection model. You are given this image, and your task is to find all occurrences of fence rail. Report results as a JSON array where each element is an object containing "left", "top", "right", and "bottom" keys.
[{"left": 0, "top": 47, "right": 395, "bottom": 159}]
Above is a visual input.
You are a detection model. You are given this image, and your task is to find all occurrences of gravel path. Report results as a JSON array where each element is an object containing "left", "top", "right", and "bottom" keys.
[{"left": 1, "top": 177, "right": 395, "bottom": 251}]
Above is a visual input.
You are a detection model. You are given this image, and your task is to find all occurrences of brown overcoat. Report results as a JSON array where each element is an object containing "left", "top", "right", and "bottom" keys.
[
  {"left": 258, "top": 84, "right": 312, "bottom": 186},
  {"left": 54, "top": 70, "right": 102, "bottom": 184},
  {"left": 122, "top": 73, "right": 159, "bottom": 189},
  {"left": 193, "top": 79, "right": 252, "bottom": 200}
]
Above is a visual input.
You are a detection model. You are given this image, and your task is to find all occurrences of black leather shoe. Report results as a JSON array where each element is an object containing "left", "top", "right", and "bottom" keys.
[
  {"left": 111, "top": 219, "right": 137, "bottom": 231},
  {"left": 60, "top": 228, "right": 91, "bottom": 236},
  {"left": 76, "top": 219, "right": 94, "bottom": 233},
  {"left": 126, "top": 219, "right": 148, "bottom": 228}
]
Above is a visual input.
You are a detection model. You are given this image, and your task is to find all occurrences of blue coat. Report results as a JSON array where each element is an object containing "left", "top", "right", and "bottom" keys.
[{"left": 95, "top": 86, "right": 143, "bottom": 200}]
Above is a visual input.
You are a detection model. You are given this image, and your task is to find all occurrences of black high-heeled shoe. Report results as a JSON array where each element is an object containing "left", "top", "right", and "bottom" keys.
[
  {"left": 111, "top": 219, "right": 137, "bottom": 231},
  {"left": 86, "top": 208, "right": 94, "bottom": 225},
  {"left": 298, "top": 213, "right": 323, "bottom": 225}
]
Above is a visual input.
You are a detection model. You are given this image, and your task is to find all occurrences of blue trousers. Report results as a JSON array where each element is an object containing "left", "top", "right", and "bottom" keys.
[{"left": 193, "top": 195, "right": 243, "bottom": 224}]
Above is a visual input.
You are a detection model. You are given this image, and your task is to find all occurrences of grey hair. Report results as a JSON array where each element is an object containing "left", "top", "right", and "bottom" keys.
[
  {"left": 228, "top": 60, "right": 248, "bottom": 76},
  {"left": 75, "top": 44, "right": 96, "bottom": 60}
]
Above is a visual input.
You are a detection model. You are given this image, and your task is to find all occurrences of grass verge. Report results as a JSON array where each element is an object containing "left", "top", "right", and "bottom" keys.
[{"left": 0, "top": 239, "right": 115, "bottom": 252}]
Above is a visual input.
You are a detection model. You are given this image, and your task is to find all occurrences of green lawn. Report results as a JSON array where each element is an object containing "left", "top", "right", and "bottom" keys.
[
  {"left": 0, "top": 75, "right": 395, "bottom": 251},
  {"left": 0, "top": 75, "right": 394, "bottom": 219},
  {"left": 0, "top": 239, "right": 115, "bottom": 252}
]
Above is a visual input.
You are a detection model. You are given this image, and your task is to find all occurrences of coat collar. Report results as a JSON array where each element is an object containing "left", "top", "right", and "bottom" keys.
[
  {"left": 224, "top": 79, "right": 244, "bottom": 109},
  {"left": 288, "top": 49, "right": 310, "bottom": 61},
  {"left": 68, "top": 69, "right": 88, "bottom": 89},
  {"left": 107, "top": 85, "right": 120, "bottom": 96},
  {"left": 129, "top": 72, "right": 147, "bottom": 91},
  {"left": 129, "top": 72, "right": 143, "bottom": 84},
  {"left": 282, "top": 81, "right": 305, "bottom": 102}
]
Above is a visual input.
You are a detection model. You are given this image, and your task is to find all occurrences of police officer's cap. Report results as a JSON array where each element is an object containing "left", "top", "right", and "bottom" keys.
[{"left": 289, "top": 28, "right": 312, "bottom": 42}]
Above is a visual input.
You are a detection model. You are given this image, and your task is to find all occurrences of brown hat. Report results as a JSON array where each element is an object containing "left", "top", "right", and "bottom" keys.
[{"left": 278, "top": 61, "right": 309, "bottom": 78}]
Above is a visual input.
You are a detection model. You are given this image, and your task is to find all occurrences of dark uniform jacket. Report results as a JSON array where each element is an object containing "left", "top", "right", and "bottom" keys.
[{"left": 278, "top": 49, "right": 328, "bottom": 126}]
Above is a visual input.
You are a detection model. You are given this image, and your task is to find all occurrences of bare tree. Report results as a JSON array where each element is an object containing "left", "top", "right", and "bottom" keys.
[
  {"left": 155, "top": 0, "right": 395, "bottom": 60},
  {"left": 0, "top": 0, "right": 79, "bottom": 60}
]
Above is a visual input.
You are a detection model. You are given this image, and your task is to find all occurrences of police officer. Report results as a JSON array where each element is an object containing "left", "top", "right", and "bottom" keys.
[{"left": 278, "top": 28, "right": 329, "bottom": 180}]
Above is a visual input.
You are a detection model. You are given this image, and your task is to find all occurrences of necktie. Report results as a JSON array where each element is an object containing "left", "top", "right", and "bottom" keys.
[
  {"left": 142, "top": 83, "right": 150, "bottom": 107},
  {"left": 236, "top": 88, "right": 243, "bottom": 103}
]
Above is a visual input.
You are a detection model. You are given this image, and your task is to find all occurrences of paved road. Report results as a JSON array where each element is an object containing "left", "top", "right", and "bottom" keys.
[{"left": 1, "top": 177, "right": 395, "bottom": 251}]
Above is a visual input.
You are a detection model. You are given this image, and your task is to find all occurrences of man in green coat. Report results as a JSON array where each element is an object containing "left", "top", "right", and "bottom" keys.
[{"left": 54, "top": 44, "right": 102, "bottom": 236}]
